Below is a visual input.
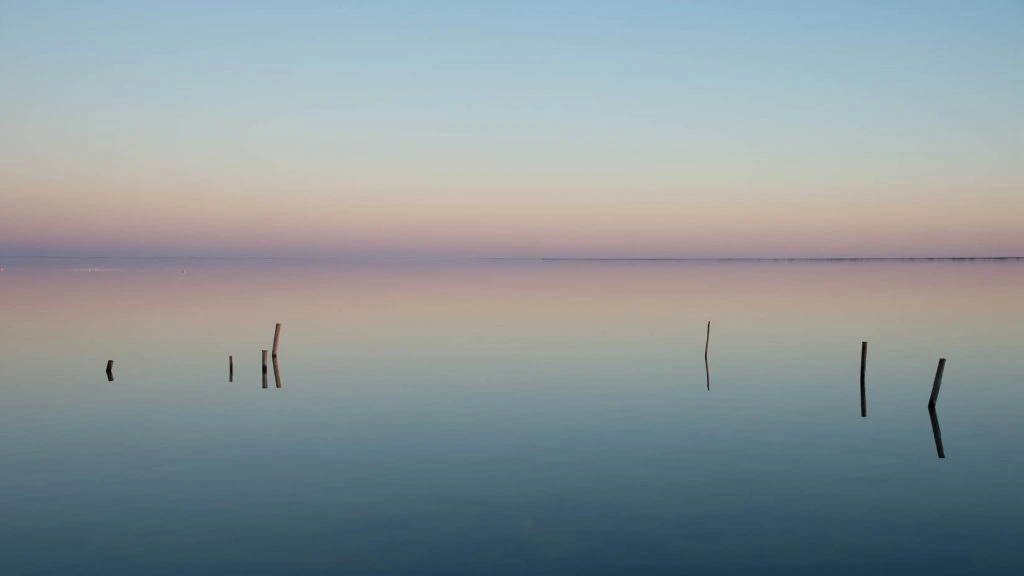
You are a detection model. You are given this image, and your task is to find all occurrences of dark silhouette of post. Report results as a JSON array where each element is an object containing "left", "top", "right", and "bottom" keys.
[
  {"left": 106, "top": 360, "right": 114, "bottom": 382},
  {"left": 928, "top": 407, "right": 946, "bottom": 458},
  {"left": 928, "top": 358, "right": 946, "bottom": 408},
  {"left": 704, "top": 321, "right": 711, "bottom": 390},
  {"left": 860, "top": 342, "right": 867, "bottom": 417},
  {"left": 273, "top": 356, "right": 282, "bottom": 389},
  {"left": 272, "top": 323, "right": 282, "bottom": 357},
  {"left": 229, "top": 355, "right": 234, "bottom": 382},
  {"left": 262, "top": 350, "right": 268, "bottom": 389},
  {"left": 704, "top": 321, "right": 710, "bottom": 360}
]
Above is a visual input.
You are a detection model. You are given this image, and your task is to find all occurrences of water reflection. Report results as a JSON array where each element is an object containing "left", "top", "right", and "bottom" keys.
[
  {"left": 2, "top": 260, "right": 1022, "bottom": 574},
  {"left": 928, "top": 407, "right": 946, "bottom": 459},
  {"left": 704, "top": 321, "right": 711, "bottom": 391}
]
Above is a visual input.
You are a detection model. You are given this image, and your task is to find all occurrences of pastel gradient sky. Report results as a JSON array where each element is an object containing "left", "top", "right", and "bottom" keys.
[{"left": 2, "top": 1, "right": 1022, "bottom": 258}]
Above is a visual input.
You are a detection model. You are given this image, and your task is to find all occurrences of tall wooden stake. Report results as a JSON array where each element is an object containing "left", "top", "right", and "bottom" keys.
[
  {"left": 272, "top": 323, "right": 282, "bottom": 357},
  {"left": 106, "top": 360, "right": 114, "bottom": 382},
  {"left": 229, "top": 355, "right": 234, "bottom": 382}
]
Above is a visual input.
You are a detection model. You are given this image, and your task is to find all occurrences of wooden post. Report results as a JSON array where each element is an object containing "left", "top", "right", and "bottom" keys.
[
  {"left": 106, "top": 360, "right": 114, "bottom": 382},
  {"left": 704, "top": 321, "right": 710, "bottom": 360},
  {"left": 928, "top": 407, "right": 946, "bottom": 459},
  {"left": 273, "top": 356, "right": 282, "bottom": 389},
  {"left": 928, "top": 358, "right": 946, "bottom": 408},
  {"left": 272, "top": 323, "right": 282, "bottom": 357},
  {"left": 860, "top": 342, "right": 867, "bottom": 381},
  {"left": 860, "top": 342, "right": 867, "bottom": 417},
  {"left": 229, "top": 355, "right": 234, "bottom": 382},
  {"left": 262, "top": 350, "right": 268, "bottom": 389}
]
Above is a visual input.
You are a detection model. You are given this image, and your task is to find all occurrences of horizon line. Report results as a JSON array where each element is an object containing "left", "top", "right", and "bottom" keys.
[{"left": 2, "top": 255, "right": 1022, "bottom": 262}]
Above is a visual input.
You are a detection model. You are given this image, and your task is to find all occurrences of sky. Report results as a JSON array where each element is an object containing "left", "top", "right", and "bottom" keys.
[{"left": 1, "top": 1, "right": 1022, "bottom": 258}]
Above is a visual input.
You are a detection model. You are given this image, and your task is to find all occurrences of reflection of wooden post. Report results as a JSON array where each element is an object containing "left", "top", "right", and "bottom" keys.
[
  {"left": 704, "top": 321, "right": 712, "bottom": 391},
  {"left": 272, "top": 323, "right": 282, "bottom": 357},
  {"left": 106, "top": 360, "right": 114, "bottom": 382},
  {"left": 928, "top": 407, "right": 946, "bottom": 459},
  {"left": 928, "top": 358, "right": 946, "bottom": 408},
  {"left": 860, "top": 342, "right": 867, "bottom": 417},
  {"left": 273, "top": 356, "right": 282, "bottom": 389}
]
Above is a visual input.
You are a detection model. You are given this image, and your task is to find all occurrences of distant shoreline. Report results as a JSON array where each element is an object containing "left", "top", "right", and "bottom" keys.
[
  {"left": 534, "top": 256, "right": 1024, "bottom": 262},
  {"left": 2, "top": 255, "right": 1022, "bottom": 262}
]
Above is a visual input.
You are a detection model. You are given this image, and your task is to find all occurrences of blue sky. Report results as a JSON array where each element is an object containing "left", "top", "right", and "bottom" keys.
[{"left": 2, "top": 1, "right": 1022, "bottom": 257}]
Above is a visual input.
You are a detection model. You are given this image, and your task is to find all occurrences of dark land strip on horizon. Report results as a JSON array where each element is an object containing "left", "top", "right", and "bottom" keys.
[{"left": 1, "top": 255, "right": 1022, "bottom": 262}]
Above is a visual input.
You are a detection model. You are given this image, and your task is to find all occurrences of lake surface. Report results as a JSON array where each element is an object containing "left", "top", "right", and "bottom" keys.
[{"left": 2, "top": 259, "right": 1022, "bottom": 575}]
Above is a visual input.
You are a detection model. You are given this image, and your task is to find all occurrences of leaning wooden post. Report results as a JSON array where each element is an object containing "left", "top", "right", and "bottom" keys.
[
  {"left": 106, "top": 360, "right": 114, "bottom": 381},
  {"left": 860, "top": 342, "right": 867, "bottom": 417},
  {"left": 273, "top": 356, "right": 282, "bottom": 389},
  {"left": 229, "top": 355, "right": 234, "bottom": 382},
  {"left": 272, "top": 323, "right": 282, "bottom": 357},
  {"left": 927, "top": 358, "right": 946, "bottom": 408}
]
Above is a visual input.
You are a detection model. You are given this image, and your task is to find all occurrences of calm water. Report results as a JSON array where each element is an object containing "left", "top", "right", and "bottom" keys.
[{"left": 2, "top": 259, "right": 1023, "bottom": 575}]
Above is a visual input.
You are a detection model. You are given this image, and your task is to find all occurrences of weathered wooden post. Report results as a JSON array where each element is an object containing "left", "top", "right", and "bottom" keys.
[
  {"left": 860, "top": 342, "right": 867, "bottom": 417},
  {"left": 272, "top": 323, "right": 282, "bottom": 357},
  {"left": 229, "top": 355, "right": 234, "bottom": 382},
  {"left": 273, "top": 356, "right": 282, "bottom": 389},
  {"left": 704, "top": 321, "right": 710, "bottom": 360},
  {"left": 928, "top": 358, "right": 946, "bottom": 408},
  {"left": 106, "top": 360, "right": 114, "bottom": 382}
]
